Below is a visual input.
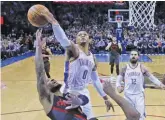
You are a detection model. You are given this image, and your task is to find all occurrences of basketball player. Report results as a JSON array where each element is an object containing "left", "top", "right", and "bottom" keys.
[
  {"left": 116, "top": 49, "right": 165, "bottom": 120},
  {"left": 35, "top": 29, "right": 89, "bottom": 120},
  {"left": 105, "top": 37, "right": 122, "bottom": 77},
  {"left": 41, "top": 37, "right": 52, "bottom": 78},
  {"left": 42, "top": 11, "right": 114, "bottom": 119},
  {"left": 35, "top": 29, "right": 140, "bottom": 120}
]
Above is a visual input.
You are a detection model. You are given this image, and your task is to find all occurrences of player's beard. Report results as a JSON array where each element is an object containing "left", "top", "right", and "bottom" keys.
[{"left": 130, "top": 57, "right": 138, "bottom": 64}]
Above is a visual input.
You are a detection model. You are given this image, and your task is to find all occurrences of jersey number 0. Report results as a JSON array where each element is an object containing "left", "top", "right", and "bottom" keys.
[{"left": 82, "top": 70, "right": 88, "bottom": 79}]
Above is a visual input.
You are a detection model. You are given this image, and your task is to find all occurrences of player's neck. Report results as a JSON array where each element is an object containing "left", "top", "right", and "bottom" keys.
[
  {"left": 130, "top": 62, "right": 138, "bottom": 67},
  {"left": 79, "top": 44, "right": 89, "bottom": 55}
]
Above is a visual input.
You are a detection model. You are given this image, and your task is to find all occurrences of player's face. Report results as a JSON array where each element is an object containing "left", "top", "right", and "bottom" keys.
[
  {"left": 130, "top": 51, "right": 139, "bottom": 64},
  {"left": 76, "top": 31, "right": 90, "bottom": 45},
  {"left": 112, "top": 37, "right": 117, "bottom": 43},
  {"left": 47, "top": 79, "right": 62, "bottom": 93}
]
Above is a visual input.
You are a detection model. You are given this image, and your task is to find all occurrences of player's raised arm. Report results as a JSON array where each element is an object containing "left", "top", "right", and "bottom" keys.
[
  {"left": 141, "top": 64, "right": 165, "bottom": 89},
  {"left": 35, "top": 29, "right": 50, "bottom": 100},
  {"left": 105, "top": 42, "right": 112, "bottom": 50},
  {"left": 103, "top": 80, "right": 140, "bottom": 120},
  {"left": 116, "top": 66, "right": 126, "bottom": 93},
  {"left": 43, "top": 12, "right": 79, "bottom": 59}
]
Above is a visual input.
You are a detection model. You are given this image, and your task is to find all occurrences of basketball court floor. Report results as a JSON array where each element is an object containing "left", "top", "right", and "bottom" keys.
[{"left": 1, "top": 53, "right": 165, "bottom": 120}]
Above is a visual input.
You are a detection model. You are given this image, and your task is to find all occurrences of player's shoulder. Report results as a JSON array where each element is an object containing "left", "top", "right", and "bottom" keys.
[
  {"left": 139, "top": 63, "right": 147, "bottom": 69},
  {"left": 138, "top": 63, "right": 150, "bottom": 74},
  {"left": 46, "top": 47, "right": 50, "bottom": 51}
]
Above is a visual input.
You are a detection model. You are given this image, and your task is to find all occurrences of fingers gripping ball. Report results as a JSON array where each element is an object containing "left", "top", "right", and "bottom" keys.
[{"left": 27, "top": 4, "right": 49, "bottom": 27}]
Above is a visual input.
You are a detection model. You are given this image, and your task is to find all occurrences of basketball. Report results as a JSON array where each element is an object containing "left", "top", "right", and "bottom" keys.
[{"left": 27, "top": 4, "right": 49, "bottom": 27}]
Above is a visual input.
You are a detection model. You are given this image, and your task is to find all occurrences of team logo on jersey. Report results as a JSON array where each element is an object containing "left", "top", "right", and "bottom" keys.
[{"left": 57, "top": 99, "right": 67, "bottom": 107}]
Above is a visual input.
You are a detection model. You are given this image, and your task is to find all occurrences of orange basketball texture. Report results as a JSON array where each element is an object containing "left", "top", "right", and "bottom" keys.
[{"left": 27, "top": 4, "right": 49, "bottom": 27}]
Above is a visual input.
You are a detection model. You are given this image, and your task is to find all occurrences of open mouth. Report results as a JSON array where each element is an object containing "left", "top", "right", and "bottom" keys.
[{"left": 80, "top": 38, "right": 86, "bottom": 42}]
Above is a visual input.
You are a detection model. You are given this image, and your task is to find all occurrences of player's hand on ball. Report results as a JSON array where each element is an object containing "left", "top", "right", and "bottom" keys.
[
  {"left": 41, "top": 11, "right": 58, "bottom": 24},
  {"left": 105, "top": 99, "right": 114, "bottom": 112}
]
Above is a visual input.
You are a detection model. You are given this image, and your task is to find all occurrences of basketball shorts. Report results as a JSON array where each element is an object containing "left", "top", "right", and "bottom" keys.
[
  {"left": 109, "top": 55, "right": 120, "bottom": 65},
  {"left": 124, "top": 92, "right": 146, "bottom": 120}
]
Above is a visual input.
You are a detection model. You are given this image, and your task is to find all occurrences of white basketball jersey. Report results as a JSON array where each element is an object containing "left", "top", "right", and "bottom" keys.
[
  {"left": 67, "top": 47, "right": 95, "bottom": 90},
  {"left": 124, "top": 63, "right": 145, "bottom": 94}
]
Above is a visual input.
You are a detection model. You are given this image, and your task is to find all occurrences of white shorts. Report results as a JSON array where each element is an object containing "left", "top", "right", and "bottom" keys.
[{"left": 124, "top": 92, "right": 146, "bottom": 120}]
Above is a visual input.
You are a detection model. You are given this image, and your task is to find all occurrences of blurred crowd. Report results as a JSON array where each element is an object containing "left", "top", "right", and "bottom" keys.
[
  {"left": 1, "top": 1, "right": 165, "bottom": 60},
  {"left": 0, "top": 31, "right": 34, "bottom": 60}
]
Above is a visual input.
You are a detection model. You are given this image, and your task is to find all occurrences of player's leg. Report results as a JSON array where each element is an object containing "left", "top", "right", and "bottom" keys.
[
  {"left": 115, "top": 55, "right": 120, "bottom": 75},
  {"left": 135, "top": 92, "right": 146, "bottom": 120},
  {"left": 110, "top": 56, "right": 115, "bottom": 76},
  {"left": 124, "top": 93, "right": 136, "bottom": 108}
]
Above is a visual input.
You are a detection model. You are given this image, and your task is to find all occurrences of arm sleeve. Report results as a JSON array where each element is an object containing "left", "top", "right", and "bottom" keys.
[
  {"left": 141, "top": 65, "right": 162, "bottom": 87},
  {"left": 52, "top": 24, "right": 71, "bottom": 48},
  {"left": 116, "top": 75, "right": 123, "bottom": 87},
  {"left": 91, "top": 71, "right": 106, "bottom": 97}
]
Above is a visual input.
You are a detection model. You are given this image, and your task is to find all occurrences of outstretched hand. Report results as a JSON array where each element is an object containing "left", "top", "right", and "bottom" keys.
[
  {"left": 104, "top": 99, "right": 115, "bottom": 112},
  {"left": 103, "top": 80, "right": 116, "bottom": 97},
  {"left": 41, "top": 11, "right": 58, "bottom": 24}
]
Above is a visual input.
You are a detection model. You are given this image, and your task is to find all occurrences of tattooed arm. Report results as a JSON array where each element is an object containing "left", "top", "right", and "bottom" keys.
[{"left": 35, "top": 29, "right": 50, "bottom": 100}]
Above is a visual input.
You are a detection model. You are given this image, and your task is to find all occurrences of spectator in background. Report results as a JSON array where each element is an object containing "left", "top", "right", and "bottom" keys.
[
  {"left": 97, "top": 39, "right": 105, "bottom": 51},
  {"left": 153, "top": 40, "right": 159, "bottom": 54},
  {"left": 162, "top": 40, "right": 165, "bottom": 53},
  {"left": 148, "top": 40, "right": 153, "bottom": 54}
]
